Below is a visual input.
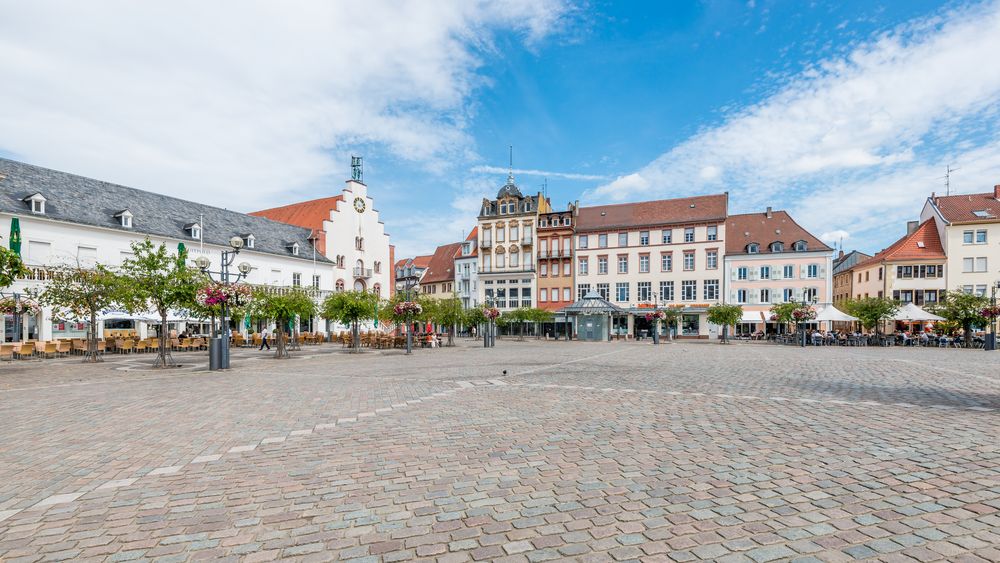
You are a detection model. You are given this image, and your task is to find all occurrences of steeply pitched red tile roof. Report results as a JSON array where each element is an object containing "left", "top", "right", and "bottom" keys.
[
  {"left": 421, "top": 242, "right": 463, "bottom": 284},
  {"left": 852, "top": 219, "right": 945, "bottom": 269},
  {"left": 930, "top": 186, "right": 1000, "bottom": 224},
  {"left": 454, "top": 227, "right": 478, "bottom": 258},
  {"left": 726, "top": 210, "right": 831, "bottom": 255},
  {"left": 576, "top": 194, "right": 727, "bottom": 232},
  {"left": 249, "top": 196, "right": 343, "bottom": 254}
]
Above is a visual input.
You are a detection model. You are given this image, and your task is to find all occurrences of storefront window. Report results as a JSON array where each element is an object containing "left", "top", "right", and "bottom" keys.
[{"left": 682, "top": 314, "right": 699, "bottom": 336}]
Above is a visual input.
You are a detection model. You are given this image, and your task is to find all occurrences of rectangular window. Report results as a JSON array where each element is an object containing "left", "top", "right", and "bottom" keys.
[
  {"left": 681, "top": 280, "right": 696, "bottom": 301},
  {"left": 598, "top": 234, "right": 608, "bottom": 248},
  {"left": 510, "top": 226, "right": 519, "bottom": 240},
  {"left": 783, "top": 288, "right": 794, "bottom": 302},
  {"left": 963, "top": 230, "right": 974, "bottom": 244},
  {"left": 706, "top": 250, "right": 718, "bottom": 270},
  {"left": 707, "top": 226, "right": 717, "bottom": 241},
  {"left": 292, "top": 273, "right": 301, "bottom": 287},
  {"left": 618, "top": 255, "right": 628, "bottom": 274},
  {"left": 704, "top": 279, "right": 719, "bottom": 301},
  {"left": 976, "top": 229, "right": 987, "bottom": 244},
  {"left": 737, "top": 266, "right": 748, "bottom": 280},
  {"left": 759, "top": 265, "right": 770, "bottom": 280},
  {"left": 784, "top": 265, "right": 794, "bottom": 279},
  {"left": 550, "top": 260, "right": 559, "bottom": 277},
  {"left": 684, "top": 227, "right": 695, "bottom": 243},
  {"left": 539, "top": 288, "right": 548, "bottom": 302},
  {"left": 615, "top": 282, "right": 629, "bottom": 302},
  {"left": 312, "top": 275, "right": 321, "bottom": 289},
  {"left": 598, "top": 256, "right": 608, "bottom": 274},
  {"left": 510, "top": 251, "right": 519, "bottom": 267},
  {"left": 759, "top": 288, "right": 770, "bottom": 303},
  {"left": 597, "top": 283, "right": 610, "bottom": 300},
  {"left": 683, "top": 251, "right": 695, "bottom": 271},
  {"left": 578, "top": 234, "right": 589, "bottom": 249},
  {"left": 578, "top": 257, "right": 588, "bottom": 275},
  {"left": 497, "top": 227, "right": 505, "bottom": 242},
  {"left": 975, "top": 285, "right": 987, "bottom": 297},
  {"left": 925, "top": 289, "right": 938, "bottom": 303},
  {"left": 563, "top": 261, "right": 571, "bottom": 276},
  {"left": 736, "top": 289, "right": 748, "bottom": 303},
  {"left": 640, "top": 231, "right": 649, "bottom": 246},
  {"left": 662, "top": 229, "right": 672, "bottom": 244},
  {"left": 963, "top": 258, "right": 974, "bottom": 272},
  {"left": 563, "top": 287, "right": 571, "bottom": 301},
  {"left": 578, "top": 284, "right": 591, "bottom": 300},
  {"left": 540, "top": 262, "right": 548, "bottom": 276},
  {"left": 637, "top": 281, "right": 652, "bottom": 301},
  {"left": 660, "top": 281, "right": 674, "bottom": 301},
  {"left": 807, "top": 264, "right": 818, "bottom": 278},
  {"left": 661, "top": 252, "right": 673, "bottom": 272},
  {"left": 618, "top": 232, "right": 628, "bottom": 247},
  {"left": 496, "top": 254, "right": 505, "bottom": 268},
  {"left": 975, "top": 257, "right": 988, "bottom": 272},
  {"left": 639, "top": 254, "right": 650, "bottom": 273}
]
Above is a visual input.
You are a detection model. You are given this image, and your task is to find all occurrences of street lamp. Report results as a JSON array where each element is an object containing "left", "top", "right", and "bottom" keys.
[
  {"left": 196, "top": 236, "right": 252, "bottom": 370},
  {"left": 988, "top": 281, "right": 1000, "bottom": 351},
  {"left": 483, "top": 296, "right": 496, "bottom": 348},
  {"left": 399, "top": 265, "right": 419, "bottom": 355}
]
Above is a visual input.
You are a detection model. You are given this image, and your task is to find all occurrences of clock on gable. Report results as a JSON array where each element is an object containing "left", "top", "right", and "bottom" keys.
[{"left": 353, "top": 197, "right": 366, "bottom": 213}]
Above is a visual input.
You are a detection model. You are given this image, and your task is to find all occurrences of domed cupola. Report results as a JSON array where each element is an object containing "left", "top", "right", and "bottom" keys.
[{"left": 497, "top": 171, "right": 523, "bottom": 199}]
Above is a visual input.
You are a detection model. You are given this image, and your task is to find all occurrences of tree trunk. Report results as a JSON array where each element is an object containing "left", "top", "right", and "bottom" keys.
[
  {"left": 448, "top": 324, "right": 454, "bottom": 346},
  {"left": 274, "top": 323, "right": 289, "bottom": 359},
  {"left": 154, "top": 309, "right": 176, "bottom": 368},
  {"left": 964, "top": 323, "right": 973, "bottom": 347},
  {"left": 352, "top": 320, "right": 360, "bottom": 352},
  {"left": 85, "top": 310, "right": 102, "bottom": 363}
]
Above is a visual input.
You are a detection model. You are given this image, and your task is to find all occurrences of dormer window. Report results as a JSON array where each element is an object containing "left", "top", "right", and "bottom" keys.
[
  {"left": 747, "top": 243, "right": 760, "bottom": 254},
  {"left": 770, "top": 242, "right": 783, "bottom": 253},
  {"left": 793, "top": 240, "right": 807, "bottom": 252},
  {"left": 242, "top": 234, "right": 255, "bottom": 249},
  {"left": 289, "top": 242, "right": 300, "bottom": 256},
  {"left": 24, "top": 193, "right": 46, "bottom": 214},
  {"left": 115, "top": 210, "right": 133, "bottom": 228},
  {"left": 185, "top": 222, "right": 201, "bottom": 240}
]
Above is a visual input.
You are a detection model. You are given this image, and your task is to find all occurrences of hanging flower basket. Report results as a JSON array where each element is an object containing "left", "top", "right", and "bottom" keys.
[
  {"left": 0, "top": 297, "right": 41, "bottom": 316},
  {"left": 483, "top": 307, "right": 500, "bottom": 320},
  {"left": 981, "top": 305, "right": 1000, "bottom": 319},
  {"left": 394, "top": 301, "right": 422, "bottom": 318},
  {"left": 644, "top": 310, "right": 666, "bottom": 321},
  {"left": 196, "top": 282, "right": 253, "bottom": 308},
  {"left": 791, "top": 306, "right": 817, "bottom": 322}
]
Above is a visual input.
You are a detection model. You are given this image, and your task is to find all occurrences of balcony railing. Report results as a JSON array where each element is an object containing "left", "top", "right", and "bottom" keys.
[
  {"left": 480, "top": 240, "right": 492, "bottom": 249},
  {"left": 353, "top": 267, "right": 373, "bottom": 278},
  {"left": 457, "top": 270, "right": 471, "bottom": 280},
  {"left": 521, "top": 236, "right": 533, "bottom": 245}
]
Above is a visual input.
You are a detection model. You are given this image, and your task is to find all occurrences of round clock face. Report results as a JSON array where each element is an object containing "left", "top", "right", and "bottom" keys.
[{"left": 353, "top": 197, "right": 366, "bottom": 213}]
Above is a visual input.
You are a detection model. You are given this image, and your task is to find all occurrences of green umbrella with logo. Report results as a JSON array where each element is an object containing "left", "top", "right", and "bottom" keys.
[{"left": 9, "top": 217, "right": 21, "bottom": 256}]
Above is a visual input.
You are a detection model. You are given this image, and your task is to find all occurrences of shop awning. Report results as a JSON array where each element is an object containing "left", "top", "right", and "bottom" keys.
[{"left": 739, "top": 310, "right": 767, "bottom": 323}]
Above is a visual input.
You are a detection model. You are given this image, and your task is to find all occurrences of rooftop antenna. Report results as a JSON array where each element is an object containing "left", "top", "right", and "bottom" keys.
[
  {"left": 941, "top": 164, "right": 959, "bottom": 196},
  {"left": 542, "top": 177, "right": 548, "bottom": 199},
  {"left": 507, "top": 145, "right": 514, "bottom": 184}
]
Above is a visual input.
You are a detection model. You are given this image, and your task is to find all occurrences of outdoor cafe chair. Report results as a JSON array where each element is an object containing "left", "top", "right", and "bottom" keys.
[
  {"left": 0, "top": 344, "right": 14, "bottom": 362},
  {"left": 134, "top": 339, "right": 148, "bottom": 353},
  {"left": 55, "top": 341, "right": 71, "bottom": 356}
]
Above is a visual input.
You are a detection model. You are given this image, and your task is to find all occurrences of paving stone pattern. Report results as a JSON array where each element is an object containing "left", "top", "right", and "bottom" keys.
[{"left": 0, "top": 340, "right": 997, "bottom": 562}]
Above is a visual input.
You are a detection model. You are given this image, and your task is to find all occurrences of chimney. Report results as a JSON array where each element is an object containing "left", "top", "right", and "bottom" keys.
[
  {"left": 994, "top": 184, "right": 1000, "bottom": 200},
  {"left": 838, "top": 250, "right": 845, "bottom": 260},
  {"left": 906, "top": 220, "right": 919, "bottom": 235},
  {"left": 765, "top": 206, "right": 773, "bottom": 218}
]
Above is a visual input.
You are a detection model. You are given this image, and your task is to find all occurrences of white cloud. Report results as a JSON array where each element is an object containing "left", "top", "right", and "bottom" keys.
[
  {"left": 469, "top": 165, "right": 609, "bottom": 181},
  {"left": 586, "top": 1, "right": 1000, "bottom": 252},
  {"left": 819, "top": 230, "right": 851, "bottom": 245},
  {"left": 0, "top": 0, "right": 569, "bottom": 211}
]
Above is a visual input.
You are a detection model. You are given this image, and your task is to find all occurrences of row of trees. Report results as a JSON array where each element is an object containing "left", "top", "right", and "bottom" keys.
[{"left": 840, "top": 293, "right": 996, "bottom": 347}]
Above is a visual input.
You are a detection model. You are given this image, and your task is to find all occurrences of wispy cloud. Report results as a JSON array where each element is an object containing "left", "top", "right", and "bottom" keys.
[
  {"left": 586, "top": 1, "right": 1000, "bottom": 252},
  {"left": 470, "top": 165, "right": 609, "bottom": 181},
  {"left": 0, "top": 0, "right": 570, "bottom": 212}
]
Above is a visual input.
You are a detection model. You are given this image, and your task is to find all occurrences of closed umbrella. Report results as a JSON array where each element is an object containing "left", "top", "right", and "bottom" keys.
[{"left": 9, "top": 217, "right": 21, "bottom": 256}]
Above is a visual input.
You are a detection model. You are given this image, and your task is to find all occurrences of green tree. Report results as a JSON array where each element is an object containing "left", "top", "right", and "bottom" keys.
[
  {"left": 248, "top": 287, "right": 317, "bottom": 359},
  {"left": 0, "top": 246, "right": 28, "bottom": 289},
  {"left": 662, "top": 308, "right": 680, "bottom": 340},
  {"left": 930, "top": 291, "right": 988, "bottom": 347},
  {"left": 843, "top": 297, "right": 899, "bottom": 336},
  {"left": 464, "top": 307, "right": 487, "bottom": 338},
  {"left": 117, "top": 240, "right": 200, "bottom": 367},
  {"left": 429, "top": 296, "right": 464, "bottom": 346},
  {"left": 34, "top": 265, "right": 122, "bottom": 362},
  {"left": 321, "top": 290, "right": 378, "bottom": 351},
  {"left": 706, "top": 304, "right": 744, "bottom": 343},
  {"left": 526, "top": 308, "right": 555, "bottom": 339}
]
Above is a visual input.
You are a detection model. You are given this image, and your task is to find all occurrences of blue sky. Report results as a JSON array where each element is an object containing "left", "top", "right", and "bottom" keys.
[{"left": 3, "top": 1, "right": 1000, "bottom": 258}]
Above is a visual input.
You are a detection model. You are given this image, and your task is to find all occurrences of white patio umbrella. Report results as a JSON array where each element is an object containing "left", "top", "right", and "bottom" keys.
[
  {"left": 815, "top": 305, "right": 858, "bottom": 322},
  {"left": 892, "top": 302, "right": 945, "bottom": 322}
]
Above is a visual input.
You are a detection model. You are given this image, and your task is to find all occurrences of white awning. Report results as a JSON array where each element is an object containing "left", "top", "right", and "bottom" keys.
[
  {"left": 740, "top": 310, "right": 767, "bottom": 323},
  {"left": 815, "top": 305, "right": 858, "bottom": 322},
  {"left": 892, "top": 302, "right": 945, "bottom": 321},
  {"left": 98, "top": 310, "right": 158, "bottom": 322}
]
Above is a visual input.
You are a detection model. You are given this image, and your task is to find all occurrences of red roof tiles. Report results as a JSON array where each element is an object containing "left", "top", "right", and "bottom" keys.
[
  {"left": 421, "top": 242, "right": 463, "bottom": 284},
  {"left": 250, "top": 196, "right": 343, "bottom": 254},
  {"left": 577, "top": 194, "right": 727, "bottom": 232},
  {"left": 930, "top": 186, "right": 1000, "bottom": 224},
  {"left": 852, "top": 219, "right": 945, "bottom": 269},
  {"left": 726, "top": 210, "right": 831, "bottom": 255}
]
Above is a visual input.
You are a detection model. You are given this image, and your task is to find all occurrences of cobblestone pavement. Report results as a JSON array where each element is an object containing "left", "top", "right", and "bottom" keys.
[{"left": 0, "top": 340, "right": 997, "bottom": 562}]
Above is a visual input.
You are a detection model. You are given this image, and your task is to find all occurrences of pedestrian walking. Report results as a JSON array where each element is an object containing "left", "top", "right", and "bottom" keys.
[{"left": 259, "top": 328, "right": 271, "bottom": 350}]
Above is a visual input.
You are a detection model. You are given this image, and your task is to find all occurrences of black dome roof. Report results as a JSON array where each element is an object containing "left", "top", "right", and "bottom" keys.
[{"left": 497, "top": 171, "right": 523, "bottom": 199}]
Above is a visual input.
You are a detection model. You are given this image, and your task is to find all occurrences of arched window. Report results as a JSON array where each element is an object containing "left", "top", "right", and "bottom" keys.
[
  {"left": 373, "top": 283, "right": 381, "bottom": 297},
  {"left": 794, "top": 240, "right": 807, "bottom": 251},
  {"left": 747, "top": 243, "right": 760, "bottom": 254},
  {"left": 770, "top": 242, "right": 784, "bottom": 253},
  {"left": 355, "top": 237, "right": 364, "bottom": 250},
  {"left": 335, "top": 279, "right": 345, "bottom": 292}
]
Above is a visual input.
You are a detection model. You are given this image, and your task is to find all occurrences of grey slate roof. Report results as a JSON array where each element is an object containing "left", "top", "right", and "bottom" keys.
[{"left": 0, "top": 158, "right": 329, "bottom": 263}]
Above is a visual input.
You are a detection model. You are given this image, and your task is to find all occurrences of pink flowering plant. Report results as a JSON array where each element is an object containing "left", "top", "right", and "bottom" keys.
[
  {"left": 393, "top": 301, "right": 423, "bottom": 318},
  {"left": 791, "top": 307, "right": 817, "bottom": 322},
  {"left": 483, "top": 307, "right": 500, "bottom": 320},
  {"left": 644, "top": 310, "right": 666, "bottom": 321},
  {"left": 981, "top": 305, "right": 1000, "bottom": 319},
  {"left": 195, "top": 282, "right": 252, "bottom": 309},
  {"left": 0, "top": 297, "right": 41, "bottom": 316}
]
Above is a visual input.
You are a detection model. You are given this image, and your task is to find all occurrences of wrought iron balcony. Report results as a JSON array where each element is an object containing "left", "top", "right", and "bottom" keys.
[{"left": 353, "top": 267, "right": 373, "bottom": 278}]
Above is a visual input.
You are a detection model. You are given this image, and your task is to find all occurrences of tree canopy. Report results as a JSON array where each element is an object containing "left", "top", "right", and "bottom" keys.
[
  {"left": 843, "top": 297, "right": 898, "bottom": 334},
  {"left": 321, "top": 290, "right": 379, "bottom": 350},
  {"left": 930, "top": 291, "right": 988, "bottom": 346},
  {"left": 0, "top": 246, "right": 28, "bottom": 289},
  {"left": 35, "top": 265, "right": 122, "bottom": 362},
  {"left": 707, "top": 304, "right": 744, "bottom": 343},
  {"left": 249, "top": 287, "right": 317, "bottom": 358}
]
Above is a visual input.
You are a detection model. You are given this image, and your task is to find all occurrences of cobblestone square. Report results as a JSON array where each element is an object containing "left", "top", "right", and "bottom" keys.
[{"left": 0, "top": 341, "right": 998, "bottom": 562}]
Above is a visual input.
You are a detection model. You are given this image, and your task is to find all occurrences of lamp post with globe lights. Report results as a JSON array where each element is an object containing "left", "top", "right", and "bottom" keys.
[{"left": 195, "top": 236, "right": 252, "bottom": 370}]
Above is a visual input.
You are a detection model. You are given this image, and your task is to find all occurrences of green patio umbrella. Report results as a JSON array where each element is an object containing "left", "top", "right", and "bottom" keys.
[{"left": 9, "top": 217, "right": 21, "bottom": 256}]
